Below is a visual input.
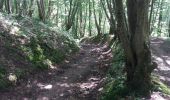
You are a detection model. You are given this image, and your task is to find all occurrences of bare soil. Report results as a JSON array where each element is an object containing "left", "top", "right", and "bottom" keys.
[
  {"left": 151, "top": 37, "right": 170, "bottom": 85},
  {"left": 0, "top": 43, "right": 112, "bottom": 100},
  {"left": 1, "top": 37, "right": 170, "bottom": 100},
  {"left": 150, "top": 37, "right": 170, "bottom": 100}
]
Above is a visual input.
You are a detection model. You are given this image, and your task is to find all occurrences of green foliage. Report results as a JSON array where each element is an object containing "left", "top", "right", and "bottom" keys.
[
  {"left": 40, "top": 43, "right": 65, "bottom": 63},
  {"left": 101, "top": 44, "right": 128, "bottom": 100},
  {"left": 0, "top": 67, "right": 9, "bottom": 89},
  {"left": 63, "top": 36, "right": 80, "bottom": 53},
  {"left": 100, "top": 33, "right": 110, "bottom": 44},
  {"left": 16, "top": 17, "right": 79, "bottom": 69},
  {"left": 101, "top": 77, "right": 129, "bottom": 100},
  {"left": 25, "top": 38, "right": 49, "bottom": 69},
  {"left": 108, "top": 44, "right": 125, "bottom": 77},
  {"left": 92, "top": 35, "right": 102, "bottom": 43},
  {"left": 0, "top": 7, "right": 79, "bottom": 89},
  {"left": 14, "top": 69, "right": 25, "bottom": 79},
  {"left": 0, "top": 77, "right": 10, "bottom": 90},
  {"left": 152, "top": 75, "right": 170, "bottom": 95}
]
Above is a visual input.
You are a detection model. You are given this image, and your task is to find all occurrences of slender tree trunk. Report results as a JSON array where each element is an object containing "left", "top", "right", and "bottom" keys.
[
  {"left": 5, "top": 0, "right": 10, "bottom": 14},
  {"left": 149, "top": 0, "right": 155, "bottom": 34},
  {"left": 37, "top": 0, "right": 46, "bottom": 22},
  {"left": 168, "top": 20, "right": 170, "bottom": 37},
  {"left": 83, "top": 2, "right": 88, "bottom": 35},
  {"left": 0, "top": 0, "right": 5, "bottom": 11},
  {"left": 79, "top": 3, "right": 83, "bottom": 37},
  {"left": 65, "top": 0, "right": 79, "bottom": 31},
  {"left": 46, "top": 0, "right": 53, "bottom": 19},
  {"left": 151, "top": 0, "right": 161, "bottom": 34},
  {"left": 28, "top": 0, "right": 34, "bottom": 17},
  {"left": 157, "top": 0, "right": 164, "bottom": 35},
  {"left": 92, "top": 0, "right": 102, "bottom": 37},
  {"left": 89, "top": 0, "right": 92, "bottom": 36}
]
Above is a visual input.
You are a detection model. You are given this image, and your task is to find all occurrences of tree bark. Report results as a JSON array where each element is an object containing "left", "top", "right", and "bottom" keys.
[
  {"left": 0, "top": 0, "right": 5, "bottom": 11},
  {"left": 5, "top": 0, "right": 10, "bottom": 14},
  {"left": 115, "top": 0, "right": 155, "bottom": 96},
  {"left": 168, "top": 20, "right": 170, "bottom": 37},
  {"left": 37, "top": 0, "right": 46, "bottom": 22}
]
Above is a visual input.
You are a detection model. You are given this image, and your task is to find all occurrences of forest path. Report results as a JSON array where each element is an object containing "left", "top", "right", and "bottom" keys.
[
  {"left": 150, "top": 37, "right": 170, "bottom": 99},
  {"left": 0, "top": 43, "right": 112, "bottom": 100},
  {"left": 151, "top": 37, "right": 170, "bottom": 85}
]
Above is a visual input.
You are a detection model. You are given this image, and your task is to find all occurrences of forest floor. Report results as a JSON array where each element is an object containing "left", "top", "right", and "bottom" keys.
[
  {"left": 0, "top": 37, "right": 170, "bottom": 100},
  {"left": 0, "top": 43, "right": 113, "bottom": 100},
  {"left": 151, "top": 37, "right": 170, "bottom": 100},
  {"left": 151, "top": 37, "right": 170, "bottom": 85}
]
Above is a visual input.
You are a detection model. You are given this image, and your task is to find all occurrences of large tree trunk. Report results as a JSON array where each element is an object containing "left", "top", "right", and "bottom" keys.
[{"left": 115, "top": 0, "right": 156, "bottom": 96}]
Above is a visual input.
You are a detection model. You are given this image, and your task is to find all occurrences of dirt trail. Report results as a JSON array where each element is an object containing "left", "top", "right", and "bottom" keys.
[
  {"left": 151, "top": 37, "right": 170, "bottom": 85},
  {"left": 1, "top": 37, "right": 170, "bottom": 100},
  {"left": 150, "top": 37, "right": 170, "bottom": 100},
  {"left": 0, "top": 43, "right": 112, "bottom": 100}
]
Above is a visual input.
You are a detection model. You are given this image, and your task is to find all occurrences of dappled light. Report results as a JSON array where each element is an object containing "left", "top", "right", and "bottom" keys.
[
  {"left": 0, "top": 41, "right": 112, "bottom": 99},
  {"left": 1, "top": 0, "right": 170, "bottom": 99},
  {"left": 151, "top": 38, "right": 170, "bottom": 90},
  {"left": 37, "top": 83, "right": 53, "bottom": 90}
]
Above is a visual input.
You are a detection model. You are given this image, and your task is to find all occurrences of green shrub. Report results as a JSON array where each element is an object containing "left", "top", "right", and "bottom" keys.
[
  {"left": 102, "top": 77, "right": 129, "bottom": 100},
  {"left": 40, "top": 43, "right": 65, "bottom": 63},
  {"left": 24, "top": 38, "right": 49, "bottom": 69},
  {"left": 152, "top": 75, "right": 170, "bottom": 95},
  {"left": 101, "top": 44, "right": 128, "bottom": 100},
  {"left": 92, "top": 35, "right": 102, "bottom": 43},
  {"left": 14, "top": 69, "right": 25, "bottom": 79},
  {"left": 0, "top": 67, "right": 9, "bottom": 89}
]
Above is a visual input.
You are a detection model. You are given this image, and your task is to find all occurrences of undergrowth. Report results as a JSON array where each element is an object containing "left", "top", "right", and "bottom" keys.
[
  {"left": 0, "top": 67, "right": 9, "bottom": 89},
  {"left": 101, "top": 43, "right": 129, "bottom": 100},
  {"left": 152, "top": 75, "right": 170, "bottom": 95},
  {"left": 0, "top": 13, "right": 79, "bottom": 89},
  {"left": 102, "top": 42, "right": 170, "bottom": 100}
]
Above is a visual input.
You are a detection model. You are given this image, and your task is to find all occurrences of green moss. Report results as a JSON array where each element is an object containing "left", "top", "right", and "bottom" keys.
[
  {"left": 22, "top": 38, "right": 48, "bottom": 69},
  {"left": 101, "top": 34, "right": 110, "bottom": 44},
  {"left": 92, "top": 35, "right": 102, "bottom": 43},
  {"left": 0, "top": 67, "right": 9, "bottom": 89},
  {"left": 21, "top": 35, "right": 78, "bottom": 70},
  {"left": 40, "top": 43, "right": 66, "bottom": 63},
  {"left": 14, "top": 68, "right": 26, "bottom": 79},
  {"left": 66, "top": 40, "right": 79, "bottom": 53},
  {"left": 0, "top": 78, "right": 9, "bottom": 90},
  {"left": 101, "top": 45, "right": 128, "bottom": 100},
  {"left": 101, "top": 77, "right": 129, "bottom": 100},
  {"left": 0, "top": 13, "right": 79, "bottom": 90},
  {"left": 152, "top": 75, "right": 170, "bottom": 95}
]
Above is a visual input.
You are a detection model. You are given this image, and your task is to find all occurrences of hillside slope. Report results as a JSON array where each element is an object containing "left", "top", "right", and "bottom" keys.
[{"left": 0, "top": 13, "right": 79, "bottom": 89}]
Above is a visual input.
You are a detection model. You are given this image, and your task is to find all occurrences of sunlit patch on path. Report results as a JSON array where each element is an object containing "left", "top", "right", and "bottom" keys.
[
  {"left": 0, "top": 43, "right": 112, "bottom": 100},
  {"left": 150, "top": 37, "right": 170, "bottom": 99},
  {"left": 151, "top": 37, "right": 170, "bottom": 84}
]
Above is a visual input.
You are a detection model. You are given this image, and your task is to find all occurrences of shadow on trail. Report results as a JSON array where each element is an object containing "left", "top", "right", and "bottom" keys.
[
  {"left": 151, "top": 37, "right": 170, "bottom": 86},
  {"left": 0, "top": 43, "right": 113, "bottom": 100}
]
